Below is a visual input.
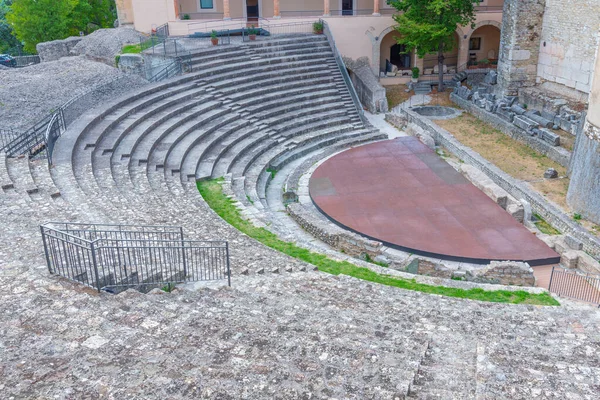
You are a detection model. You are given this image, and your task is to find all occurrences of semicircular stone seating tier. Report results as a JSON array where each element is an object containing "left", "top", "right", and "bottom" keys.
[{"left": 26, "top": 34, "right": 387, "bottom": 278}]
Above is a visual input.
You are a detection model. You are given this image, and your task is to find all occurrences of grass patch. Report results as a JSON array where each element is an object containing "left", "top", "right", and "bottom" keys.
[
  {"left": 197, "top": 178, "right": 559, "bottom": 306},
  {"left": 121, "top": 38, "right": 161, "bottom": 55},
  {"left": 385, "top": 84, "right": 413, "bottom": 109},
  {"left": 533, "top": 213, "right": 561, "bottom": 235}
]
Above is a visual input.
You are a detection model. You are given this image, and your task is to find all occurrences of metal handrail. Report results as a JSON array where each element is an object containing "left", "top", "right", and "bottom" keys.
[
  {"left": 321, "top": 19, "right": 367, "bottom": 126},
  {"left": 548, "top": 266, "right": 600, "bottom": 306},
  {"left": 41, "top": 223, "right": 231, "bottom": 292}
]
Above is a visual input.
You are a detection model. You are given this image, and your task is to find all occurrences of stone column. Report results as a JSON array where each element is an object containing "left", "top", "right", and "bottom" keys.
[
  {"left": 323, "top": 0, "right": 330, "bottom": 17},
  {"left": 373, "top": 0, "right": 380, "bottom": 16},
  {"left": 274, "top": 0, "right": 281, "bottom": 18},
  {"left": 223, "top": 0, "right": 231, "bottom": 20},
  {"left": 496, "top": 0, "right": 546, "bottom": 96},
  {"left": 173, "top": 0, "right": 179, "bottom": 19},
  {"left": 566, "top": 35, "right": 600, "bottom": 225}
]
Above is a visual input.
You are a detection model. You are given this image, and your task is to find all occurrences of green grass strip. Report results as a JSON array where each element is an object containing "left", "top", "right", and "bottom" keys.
[
  {"left": 121, "top": 38, "right": 161, "bottom": 55},
  {"left": 198, "top": 179, "right": 559, "bottom": 306}
]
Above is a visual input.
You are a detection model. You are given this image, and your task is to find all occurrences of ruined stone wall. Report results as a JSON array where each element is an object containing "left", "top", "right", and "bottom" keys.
[
  {"left": 286, "top": 203, "right": 383, "bottom": 259},
  {"left": 496, "top": 0, "right": 546, "bottom": 96},
  {"left": 536, "top": 0, "right": 600, "bottom": 95}
]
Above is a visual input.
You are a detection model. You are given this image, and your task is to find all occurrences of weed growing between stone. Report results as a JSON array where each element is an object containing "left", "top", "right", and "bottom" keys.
[
  {"left": 534, "top": 213, "right": 561, "bottom": 235},
  {"left": 198, "top": 178, "right": 560, "bottom": 306}
]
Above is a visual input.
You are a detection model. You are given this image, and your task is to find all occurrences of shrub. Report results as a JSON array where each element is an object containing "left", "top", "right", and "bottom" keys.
[
  {"left": 210, "top": 30, "right": 218, "bottom": 39},
  {"left": 182, "top": 14, "right": 191, "bottom": 20},
  {"left": 313, "top": 21, "right": 324, "bottom": 34},
  {"left": 411, "top": 67, "right": 420, "bottom": 79}
]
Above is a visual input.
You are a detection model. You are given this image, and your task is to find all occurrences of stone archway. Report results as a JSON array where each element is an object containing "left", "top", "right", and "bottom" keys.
[
  {"left": 368, "top": 25, "right": 398, "bottom": 75},
  {"left": 466, "top": 21, "right": 502, "bottom": 64}
]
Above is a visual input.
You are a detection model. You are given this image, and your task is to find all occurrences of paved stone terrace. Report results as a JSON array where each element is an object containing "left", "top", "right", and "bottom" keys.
[{"left": 1, "top": 268, "right": 600, "bottom": 399}]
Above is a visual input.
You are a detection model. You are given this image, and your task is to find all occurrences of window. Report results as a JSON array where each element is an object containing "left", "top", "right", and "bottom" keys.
[
  {"left": 469, "top": 37, "right": 481, "bottom": 51},
  {"left": 200, "top": 0, "right": 214, "bottom": 9}
]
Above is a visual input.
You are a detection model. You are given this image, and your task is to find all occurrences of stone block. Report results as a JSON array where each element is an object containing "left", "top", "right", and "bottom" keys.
[
  {"left": 513, "top": 115, "right": 539, "bottom": 132},
  {"left": 483, "top": 71, "right": 498, "bottom": 85},
  {"left": 416, "top": 259, "right": 452, "bottom": 278},
  {"left": 577, "top": 252, "right": 600, "bottom": 275},
  {"left": 544, "top": 168, "right": 559, "bottom": 179},
  {"left": 525, "top": 111, "right": 553, "bottom": 128},
  {"left": 538, "top": 128, "right": 560, "bottom": 146},
  {"left": 564, "top": 235, "right": 583, "bottom": 251},
  {"left": 510, "top": 104, "right": 527, "bottom": 115},
  {"left": 507, "top": 203, "right": 524, "bottom": 224},
  {"left": 560, "top": 250, "right": 579, "bottom": 269},
  {"left": 467, "top": 261, "right": 535, "bottom": 286},
  {"left": 520, "top": 199, "right": 533, "bottom": 227},
  {"left": 496, "top": 107, "right": 515, "bottom": 123}
]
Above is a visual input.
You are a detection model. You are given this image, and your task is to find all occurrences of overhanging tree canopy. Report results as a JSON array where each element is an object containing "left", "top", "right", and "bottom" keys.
[
  {"left": 6, "top": 0, "right": 116, "bottom": 54},
  {"left": 389, "top": 0, "right": 479, "bottom": 91}
]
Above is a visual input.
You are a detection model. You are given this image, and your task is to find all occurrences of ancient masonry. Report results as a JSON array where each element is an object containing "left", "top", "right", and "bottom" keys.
[{"left": 496, "top": 0, "right": 546, "bottom": 96}]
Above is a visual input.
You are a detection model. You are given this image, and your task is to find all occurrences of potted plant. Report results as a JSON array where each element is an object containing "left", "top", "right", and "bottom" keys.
[
  {"left": 411, "top": 67, "right": 420, "bottom": 83},
  {"left": 313, "top": 21, "right": 324, "bottom": 34},
  {"left": 182, "top": 14, "right": 191, "bottom": 20},
  {"left": 248, "top": 25, "right": 258, "bottom": 41},
  {"left": 210, "top": 30, "right": 218, "bottom": 46},
  {"left": 478, "top": 58, "right": 490, "bottom": 68}
]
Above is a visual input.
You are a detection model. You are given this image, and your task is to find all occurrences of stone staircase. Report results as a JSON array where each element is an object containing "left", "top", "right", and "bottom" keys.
[{"left": 7, "top": 34, "right": 381, "bottom": 286}]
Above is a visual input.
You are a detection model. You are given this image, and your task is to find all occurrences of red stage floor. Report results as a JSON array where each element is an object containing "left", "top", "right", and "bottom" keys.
[{"left": 309, "top": 137, "right": 560, "bottom": 265}]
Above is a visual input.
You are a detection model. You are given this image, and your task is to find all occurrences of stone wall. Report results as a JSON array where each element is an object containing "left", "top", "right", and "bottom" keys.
[
  {"left": 36, "top": 37, "right": 83, "bottom": 62},
  {"left": 387, "top": 107, "right": 600, "bottom": 260},
  {"left": 345, "top": 57, "right": 388, "bottom": 113},
  {"left": 466, "top": 261, "right": 536, "bottom": 286},
  {"left": 451, "top": 91, "right": 572, "bottom": 167},
  {"left": 287, "top": 203, "right": 383, "bottom": 259},
  {"left": 496, "top": 0, "right": 546, "bottom": 96},
  {"left": 536, "top": 0, "right": 600, "bottom": 95}
]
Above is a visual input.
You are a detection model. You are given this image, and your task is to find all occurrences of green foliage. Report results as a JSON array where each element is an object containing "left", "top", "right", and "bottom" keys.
[
  {"left": 161, "top": 283, "right": 175, "bottom": 293},
  {"left": 210, "top": 30, "right": 218, "bottom": 39},
  {"left": 0, "top": 0, "right": 23, "bottom": 54},
  {"left": 182, "top": 13, "right": 191, "bottom": 20},
  {"left": 533, "top": 213, "right": 561, "bottom": 235},
  {"left": 121, "top": 37, "right": 157, "bottom": 54},
  {"left": 6, "top": 0, "right": 116, "bottom": 54},
  {"left": 411, "top": 66, "right": 420, "bottom": 79},
  {"left": 573, "top": 213, "right": 582, "bottom": 221},
  {"left": 197, "top": 178, "right": 559, "bottom": 306},
  {"left": 114, "top": 54, "right": 120, "bottom": 67},
  {"left": 390, "top": 0, "right": 479, "bottom": 89},
  {"left": 248, "top": 25, "right": 258, "bottom": 36},
  {"left": 313, "top": 21, "right": 323, "bottom": 33}
]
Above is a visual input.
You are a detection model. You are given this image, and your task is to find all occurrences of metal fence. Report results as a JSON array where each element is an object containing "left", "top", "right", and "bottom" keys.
[
  {"left": 321, "top": 19, "right": 367, "bottom": 126},
  {"left": 548, "top": 266, "right": 600, "bottom": 306},
  {"left": 41, "top": 222, "right": 231, "bottom": 293},
  {"left": 1, "top": 74, "right": 135, "bottom": 163},
  {"left": 0, "top": 129, "right": 19, "bottom": 149},
  {"left": 13, "top": 55, "right": 41, "bottom": 68}
]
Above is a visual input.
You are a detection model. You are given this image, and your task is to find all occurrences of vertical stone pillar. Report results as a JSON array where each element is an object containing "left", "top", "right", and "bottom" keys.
[
  {"left": 274, "top": 0, "right": 281, "bottom": 18},
  {"left": 324, "top": 0, "right": 330, "bottom": 17},
  {"left": 496, "top": 0, "right": 546, "bottom": 96},
  {"left": 567, "top": 37, "right": 600, "bottom": 225},
  {"left": 373, "top": 0, "right": 380, "bottom": 16},
  {"left": 223, "top": 0, "right": 231, "bottom": 20},
  {"left": 457, "top": 35, "right": 469, "bottom": 69}
]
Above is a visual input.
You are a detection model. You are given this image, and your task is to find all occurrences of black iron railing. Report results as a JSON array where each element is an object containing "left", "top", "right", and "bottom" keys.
[
  {"left": 548, "top": 266, "right": 600, "bottom": 306},
  {"left": 41, "top": 222, "right": 231, "bottom": 293}
]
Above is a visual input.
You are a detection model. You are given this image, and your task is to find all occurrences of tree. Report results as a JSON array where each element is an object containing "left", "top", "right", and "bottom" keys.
[
  {"left": 390, "top": 0, "right": 479, "bottom": 91},
  {"left": 6, "top": 0, "right": 116, "bottom": 54},
  {"left": 0, "top": 0, "right": 23, "bottom": 54}
]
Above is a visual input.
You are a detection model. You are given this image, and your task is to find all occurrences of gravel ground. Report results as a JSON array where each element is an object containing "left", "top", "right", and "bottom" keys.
[
  {"left": 0, "top": 57, "right": 148, "bottom": 131},
  {"left": 71, "top": 28, "right": 147, "bottom": 65}
]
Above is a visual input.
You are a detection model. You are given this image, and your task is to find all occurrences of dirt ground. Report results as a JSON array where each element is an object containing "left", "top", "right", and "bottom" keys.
[
  {"left": 385, "top": 85, "right": 413, "bottom": 109},
  {"left": 435, "top": 113, "right": 570, "bottom": 209}
]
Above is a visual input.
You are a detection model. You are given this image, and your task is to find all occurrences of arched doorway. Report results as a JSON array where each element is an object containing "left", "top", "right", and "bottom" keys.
[
  {"left": 467, "top": 24, "right": 501, "bottom": 66},
  {"left": 379, "top": 30, "right": 414, "bottom": 74}
]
